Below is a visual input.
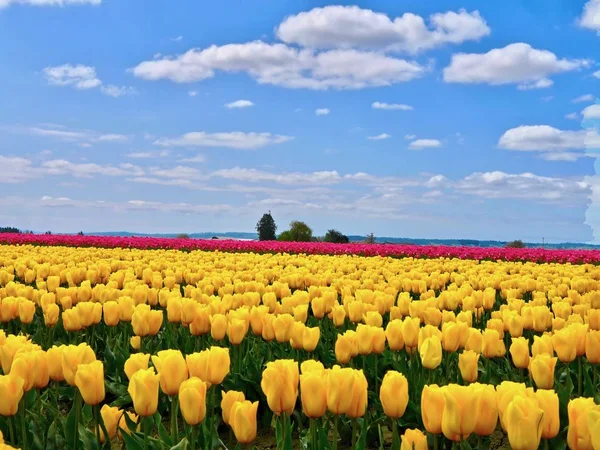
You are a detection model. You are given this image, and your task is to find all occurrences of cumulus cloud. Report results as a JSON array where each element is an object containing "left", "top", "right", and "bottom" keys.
[
  {"left": 43, "top": 64, "right": 101, "bottom": 89},
  {"left": 25, "top": 124, "right": 128, "bottom": 145},
  {"left": 154, "top": 131, "right": 293, "bottom": 150},
  {"left": 443, "top": 43, "right": 590, "bottom": 88},
  {"left": 583, "top": 104, "right": 600, "bottom": 119},
  {"left": 404, "top": 134, "right": 416, "bottom": 140},
  {"left": 498, "top": 125, "right": 600, "bottom": 160},
  {"left": 178, "top": 154, "right": 206, "bottom": 163},
  {"left": 225, "top": 100, "right": 254, "bottom": 109},
  {"left": 132, "top": 41, "right": 426, "bottom": 90},
  {"left": 565, "top": 112, "right": 579, "bottom": 120},
  {"left": 372, "top": 101, "right": 413, "bottom": 110},
  {"left": 368, "top": 133, "right": 391, "bottom": 140},
  {"left": 211, "top": 167, "right": 342, "bottom": 185},
  {"left": 0, "top": 0, "right": 99, "bottom": 9},
  {"left": 409, "top": 139, "right": 441, "bottom": 149},
  {"left": 572, "top": 94, "right": 595, "bottom": 103},
  {"left": 276, "top": 6, "right": 490, "bottom": 53},
  {"left": 126, "top": 151, "right": 170, "bottom": 159},
  {"left": 315, "top": 108, "right": 330, "bottom": 116},
  {"left": 580, "top": 0, "right": 600, "bottom": 31},
  {"left": 594, "top": 70, "right": 600, "bottom": 79},
  {"left": 188, "top": 90, "right": 198, "bottom": 97},
  {"left": 100, "top": 85, "right": 136, "bottom": 97}
]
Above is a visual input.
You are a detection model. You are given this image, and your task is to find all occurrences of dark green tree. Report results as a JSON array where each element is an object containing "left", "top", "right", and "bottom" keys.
[
  {"left": 364, "top": 233, "right": 376, "bottom": 244},
  {"left": 278, "top": 220, "right": 312, "bottom": 242},
  {"left": 256, "top": 211, "right": 278, "bottom": 241},
  {"left": 324, "top": 229, "right": 349, "bottom": 244},
  {"left": 505, "top": 240, "right": 526, "bottom": 248},
  {"left": 0, "top": 227, "right": 20, "bottom": 234}
]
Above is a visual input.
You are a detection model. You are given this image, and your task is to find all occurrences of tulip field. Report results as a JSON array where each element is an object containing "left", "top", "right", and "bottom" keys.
[{"left": 1, "top": 238, "right": 600, "bottom": 450}]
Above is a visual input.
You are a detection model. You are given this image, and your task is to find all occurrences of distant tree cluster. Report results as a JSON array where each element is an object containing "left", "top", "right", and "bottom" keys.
[
  {"left": 364, "top": 233, "right": 376, "bottom": 244},
  {"left": 0, "top": 227, "right": 20, "bottom": 234},
  {"left": 176, "top": 233, "right": 190, "bottom": 239},
  {"left": 255, "top": 213, "right": 352, "bottom": 243},
  {"left": 505, "top": 240, "right": 526, "bottom": 248}
]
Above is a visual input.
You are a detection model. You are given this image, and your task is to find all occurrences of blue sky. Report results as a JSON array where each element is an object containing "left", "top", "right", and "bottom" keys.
[{"left": 1, "top": 0, "right": 599, "bottom": 242}]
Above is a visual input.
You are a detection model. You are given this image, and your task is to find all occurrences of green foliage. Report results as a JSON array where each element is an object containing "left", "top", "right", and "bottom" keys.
[
  {"left": 0, "top": 226, "right": 20, "bottom": 233},
  {"left": 278, "top": 220, "right": 312, "bottom": 242},
  {"left": 505, "top": 240, "right": 526, "bottom": 248},
  {"left": 256, "top": 212, "right": 278, "bottom": 241},
  {"left": 323, "top": 229, "right": 349, "bottom": 244},
  {"left": 176, "top": 233, "right": 190, "bottom": 239}
]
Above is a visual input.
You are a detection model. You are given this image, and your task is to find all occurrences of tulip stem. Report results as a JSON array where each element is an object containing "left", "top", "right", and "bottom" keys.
[
  {"left": 477, "top": 435, "right": 482, "bottom": 450},
  {"left": 432, "top": 434, "right": 438, "bottom": 450},
  {"left": 171, "top": 396, "right": 179, "bottom": 443},
  {"left": 332, "top": 415, "right": 339, "bottom": 450},
  {"left": 73, "top": 389, "right": 81, "bottom": 450},
  {"left": 309, "top": 419, "right": 317, "bottom": 450},
  {"left": 391, "top": 420, "right": 399, "bottom": 450},
  {"left": 190, "top": 424, "right": 197, "bottom": 450},
  {"left": 577, "top": 357, "right": 582, "bottom": 396},
  {"left": 594, "top": 364, "right": 598, "bottom": 389},
  {"left": 544, "top": 439, "right": 549, "bottom": 450},
  {"left": 8, "top": 416, "right": 16, "bottom": 446},
  {"left": 93, "top": 404, "right": 101, "bottom": 447},
  {"left": 144, "top": 417, "right": 150, "bottom": 450}
]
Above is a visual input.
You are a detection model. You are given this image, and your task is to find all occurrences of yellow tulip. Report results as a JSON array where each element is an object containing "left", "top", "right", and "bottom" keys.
[
  {"left": 509, "top": 337, "right": 530, "bottom": 369},
  {"left": 128, "top": 368, "right": 160, "bottom": 417},
  {"left": 221, "top": 390, "right": 245, "bottom": 425},
  {"left": 496, "top": 381, "right": 528, "bottom": 431},
  {"left": 529, "top": 354, "right": 557, "bottom": 390},
  {"left": 441, "top": 384, "right": 476, "bottom": 442},
  {"left": 47, "top": 345, "right": 66, "bottom": 381},
  {"left": 587, "top": 410, "right": 600, "bottom": 450},
  {"left": 326, "top": 366, "right": 355, "bottom": 415},
  {"left": 210, "top": 314, "right": 228, "bottom": 340},
  {"left": 420, "top": 335, "right": 442, "bottom": 370},
  {"left": 44, "top": 303, "right": 60, "bottom": 327},
  {"left": 464, "top": 328, "right": 483, "bottom": 354},
  {"left": 531, "top": 334, "right": 553, "bottom": 357},
  {"left": 0, "top": 374, "right": 24, "bottom": 416},
  {"left": 61, "top": 343, "right": 96, "bottom": 386},
  {"left": 300, "top": 371, "right": 327, "bottom": 418},
  {"left": 482, "top": 329, "right": 506, "bottom": 358},
  {"left": 458, "top": 350, "right": 479, "bottom": 383},
  {"left": 261, "top": 359, "right": 299, "bottom": 415},
  {"left": 273, "top": 314, "right": 295, "bottom": 343},
  {"left": 103, "top": 301, "right": 120, "bottom": 326},
  {"left": 75, "top": 360, "right": 105, "bottom": 405},
  {"left": 472, "top": 383, "right": 498, "bottom": 436},
  {"left": 151, "top": 350, "right": 188, "bottom": 396},
  {"left": 385, "top": 319, "right": 404, "bottom": 351},
  {"left": 400, "top": 429, "right": 428, "bottom": 450},
  {"left": 100, "top": 405, "right": 122, "bottom": 442},
  {"left": 130, "top": 336, "right": 141, "bottom": 351},
  {"left": 227, "top": 318, "right": 247, "bottom": 345},
  {"left": 585, "top": 330, "right": 600, "bottom": 364},
  {"left": 379, "top": 371, "right": 408, "bottom": 418},
  {"left": 567, "top": 397, "right": 598, "bottom": 450},
  {"left": 18, "top": 300, "right": 35, "bottom": 324},
  {"left": 186, "top": 347, "right": 230, "bottom": 385},
  {"left": 346, "top": 369, "right": 368, "bottom": 419},
  {"left": 506, "top": 395, "right": 544, "bottom": 450},
  {"left": 402, "top": 317, "right": 420, "bottom": 350},
  {"left": 421, "top": 384, "right": 446, "bottom": 435},
  {"left": 534, "top": 389, "right": 559, "bottom": 439},
  {"left": 331, "top": 305, "right": 346, "bottom": 327},
  {"left": 334, "top": 334, "right": 353, "bottom": 364},
  {"left": 302, "top": 326, "right": 320, "bottom": 352},
  {"left": 229, "top": 400, "right": 259, "bottom": 444},
  {"left": 442, "top": 322, "right": 461, "bottom": 353},
  {"left": 300, "top": 360, "right": 325, "bottom": 374},
  {"left": 125, "top": 353, "right": 151, "bottom": 380},
  {"left": 364, "top": 311, "right": 383, "bottom": 327},
  {"left": 179, "top": 377, "right": 207, "bottom": 425},
  {"left": 552, "top": 328, "right": 577, "bottom": 363}
]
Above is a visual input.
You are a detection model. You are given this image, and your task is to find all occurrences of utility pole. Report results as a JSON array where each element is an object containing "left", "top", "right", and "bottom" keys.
[{"left": 542, "top": 237, "right": 545, "bottom": 249}]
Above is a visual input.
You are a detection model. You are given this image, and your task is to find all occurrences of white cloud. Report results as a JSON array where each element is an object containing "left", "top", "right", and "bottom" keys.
[
  {"left": 211, "top": 167, "right": 342, "bottom": 185},
  {"left": 572, "top": 94, "right": 595, "bottom": 103},
  {"left": 126, "top": 151, "right": 170, "bottom": 159},
  {"left": 100, "top": 85, "right": 136, "bottom": 97},
  {"left": 154, "top": 131, "right": 293, "bottom": 150},
  {"left": 25, "top": 125, "right": 127, "bottom": 144},
  {"left": 0, "top": 156, "right": 40, "bottom": 183},
  {"left": 372, "top": 101, "right": 413, "bottom": 111},
  {"left": 188, "top": 90, "right": 198, "bottom": 97},
  {"left": 541, "top": 152, "right": 582, "bottom": 161},
  {"left": 498, "top": 125, "right": 600, "bottom": 155},
  {"left": 178, "top": 153, "right": 206, "bottom": 163},
  {"left": 276, "top": 6, "right": 490, "bottom": 53},
  {"left": 404, "top": 134, "right": 416, "bottom": 140},
  {"left": 225, "top": 99, "right": 254, "bottom": 109},
  {"left": 583, "top": 104, "right": 600, "bottom": 119},
  {"left": 457, "top": 171, "right": 589, "bottom": 203},
  {"left": 580, "top": 0, "right": 600, "bottom": 31},
  {"left": 540, "top": 95, "right": 554, "bottom": 102},
  {"left": 43, "top": 64, "right": 101, "bottom": 89},
  {"left": 517, "top": 78, "right": 553, "bottom": 90},
  {"left": 42, "top": 160, "right": 144, "bottom": 178},
  {"left": 594, "top": 70, "right": 600, "bottom": 79},
  {"left": 132, "top": 41, "right": 426, "bottom": 90},
  {"left": 0, "top": 0, "right": 100, "bottom": 9},
  {"left": 565, "top": 112, "right": 579, "bottom": 120},
  {"left": 368, "top": 133, "right": 391, "bottom": 140},
  {"left": 443, "top": 43, "right": 590, "bottom": 88},
  {"left": 409, "top": 139, "right": 441, "bottom": 149},
  {"left": 171, "top": 36, "right": 183, "bottom": 42},
  {"left": 315, "top": 108, "right": 330, "bottom": 116}
]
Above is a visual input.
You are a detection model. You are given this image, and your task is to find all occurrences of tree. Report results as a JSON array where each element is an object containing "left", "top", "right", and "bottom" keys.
[
  {"left": 324, "top": 229, "right": 349, "bottom": 244},
  {"left": 278, "top": 220, "right": 313, "bottom": 242},
  {"left": 176, "top": 233, "right": 190, "bottom": 239},
  {"left": 0, "top": 227, "right": 20, "bottom": 234},
  {"left": 364, "top": 233, "right": 376, "bottom": 244},
  {"left": 256, "top": 212, "right": 277, "bottom": 241},
  {"left": 505, "top": 240, "right": 526, "bottom": 248}
]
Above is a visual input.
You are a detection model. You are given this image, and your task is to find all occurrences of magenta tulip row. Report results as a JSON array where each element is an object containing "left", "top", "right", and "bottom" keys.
[{"left": 1, "top": 233, "right": 599, "bottom": 264}]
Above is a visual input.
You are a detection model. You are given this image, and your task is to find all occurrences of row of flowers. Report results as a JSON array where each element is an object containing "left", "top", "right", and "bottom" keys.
[{"left": 1, "top": 233, "right": 599, "bottom": 263}]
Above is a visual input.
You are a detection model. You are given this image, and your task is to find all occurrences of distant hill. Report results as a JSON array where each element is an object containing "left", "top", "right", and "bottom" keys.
[{"left": 86, "top": 231, "right": 600, "bottom": 250}]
